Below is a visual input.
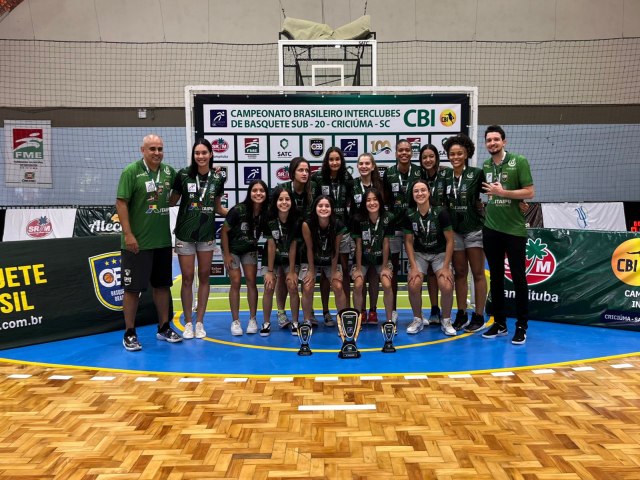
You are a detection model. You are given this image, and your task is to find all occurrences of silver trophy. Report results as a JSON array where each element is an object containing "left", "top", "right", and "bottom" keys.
[
  {"left": 381, "top": 321, "right": 397, "bottom": 353},
  {"left": 337, "top": 308, "right": 362, "bottom": 359},
  {"left": 297, "top": 323, "right": 313, "bottom": 356}
]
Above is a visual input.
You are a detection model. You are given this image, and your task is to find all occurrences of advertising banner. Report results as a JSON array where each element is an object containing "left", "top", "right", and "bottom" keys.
[
  {"left": 73, "top": 206, "right": 121, "bottom": 236},
  {"left": 3, "top": 208, "right": 77, "bottom": 241},
  {"left": 0, "top": 236, "right": 158, "bottom": 350},
  {"left": 541, "top": 202, "right": 626, "bottom": 231},
  {"left": 3, "top": 120, "right": 53, "bottom": 188},
  {"left": 487, "top": 229, "right": 640, "bottom": 330}
]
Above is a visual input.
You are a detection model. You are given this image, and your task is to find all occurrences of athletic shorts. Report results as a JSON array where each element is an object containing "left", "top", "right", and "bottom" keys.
[
  {"left": 412, "top": 251, "right": 448, "bottom": 276},
  {"left": 229, "top": 251, "right": 258, "bottom": 270},
  {"left": 121, "top": 247, "right": 172, "bottom": 292},
  {"left": 351, "top": 262, "right": 393, "bottom": 280},
  {"left": 261, "top": 264, "right": 299, "bottom": 276},
  {"left": 339, "top": 234, "right": 354, "bottom": 255},
  {"left": 175, "top": 239, "right": 215, "bottom": 255},
  {"left": 453, "top": 229, "right": 483, "bottom": 251},
  {"left": 299, "top": 263, "right": 343, "bottom": 282},
  {"left": 389, "top": 231, "right": 404, "bottom": 255}
]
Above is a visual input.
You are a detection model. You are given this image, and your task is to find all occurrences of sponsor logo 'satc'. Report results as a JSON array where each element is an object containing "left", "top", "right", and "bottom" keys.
[
  {"left": 611, "top": 238, "right": 640, "bottom": 287},
  {"left": 505, "top": 238, "right": 556, "bottom": 285},
  {"left": 88, "top": 252, "right": 124, "bottom": 311},
  {"left": 26, "top": 216, "right": 53, "bottom": 238}
]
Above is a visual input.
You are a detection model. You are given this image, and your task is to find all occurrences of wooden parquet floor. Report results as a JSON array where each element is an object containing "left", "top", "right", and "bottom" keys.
[{"left": 1, "top": 358, "right": 640, "bottom": 479}]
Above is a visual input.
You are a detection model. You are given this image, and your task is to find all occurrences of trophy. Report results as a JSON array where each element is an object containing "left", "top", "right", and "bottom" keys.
[
  {"left": 297, "top": 323, "right": 313, "bottom": 356},
  {"left": 336, "top": 308, "right": 362, "bottom": 359},
  {"left": 380, "top": 321, "right": 397, "bottom": 353}
]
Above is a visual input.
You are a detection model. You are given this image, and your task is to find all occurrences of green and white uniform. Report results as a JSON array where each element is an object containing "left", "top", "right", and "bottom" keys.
[
  {"left": 482, "top": 152, "right": 533, "bottom": 237},
  {"left": 383, "top": 163, "right": 423, "bottom": 229},
  {"left": 302, "top": 220, "right": 348, "bottom": 266},
  {"left": 172, "top": 168, "right": 225, "bottom": 242},
  {"left": 442, "top": 166, "right": 485, "bottom": 234},
  {"left": 264, "top": 218, "right": 301, "bottom": 267},
  {"left": 351, "top": 214, "right": 394, "bottom": 266},
  {"left": 310, "top": 171, "right": 354, "bottom": 226},
  {"left": 278, "top": 181, "right": 311, "bottom": 217},
  {"left": 116, "top": 159, "right": 176, "bottom": 250},
  {"left": 403, "top": 206, "right": 452, "bottom": 254},
  {"left": 224, "top": 204, "right": 264, "bottom": 255},
  {"left": 422, "top": 169, "right": 447, "bottom": 208}
]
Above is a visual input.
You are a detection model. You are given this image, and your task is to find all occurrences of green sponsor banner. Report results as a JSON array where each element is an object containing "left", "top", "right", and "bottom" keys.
[
  {"left": 73, "top": 206, "right": 122, "bottom": 237},
  {"left": 0, "top": 236, "right": 159, "bottom": 350},
  {"left": 488, "top": 228, "right": 640, "bottom": 330}
]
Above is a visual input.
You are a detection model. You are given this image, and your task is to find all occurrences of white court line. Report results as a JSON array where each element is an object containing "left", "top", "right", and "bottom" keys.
[
  {"left": 8, "top": 374, "right": 32, "bottom": 379},
  {"left": 224, "top": 378, "right": 248, "bottom": 383},
  {"left": 48, "top": 375, "right": 72, "bottom": 380},
  {"left": 492, "top": 372, "right": 515, "bottom": 377},
  {"left": 404, "top": 375, "right": 428, "bottom": 380},
  {"left": 270, "top": 377, "right": 294, "bottom": 382},
  {"left": 611, "top": 363, "right": 633, "bottom": 369},
  {"left": 179, "top": 378, "right": 203, "bottom": 383},
  {"left": 532, "top": 369, "right": 556, "bottom": 374},
  {"left": 572, "top": 366, "right": 596, "bottom": 371},
  {"left": 360, "top": 376, "right": 383, "bottom": 381},
  {"left": 135, "top": 377, "right": 159, "bottom": 382},
  {"left": 315, "top": 376, "right": 339, "bottom": 382},
  {"left": 298, "top": 404, "right": 376, "bottom": 411},
  {"left": 90, "top": 376, "right": 116, "bottom": 381},
  {"left": 448, "top": 374, "right": 472, "bottom": 378}
]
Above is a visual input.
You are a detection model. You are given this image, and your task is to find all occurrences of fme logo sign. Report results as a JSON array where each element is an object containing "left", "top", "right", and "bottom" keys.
[
  {"left": 210, "top": 110, "right": 227, "bottom": 128},
  {"left": 244, "top": 166, "right": 262, "bottom": 184}
]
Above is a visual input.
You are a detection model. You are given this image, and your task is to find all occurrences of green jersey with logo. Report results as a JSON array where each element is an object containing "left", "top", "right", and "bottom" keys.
[
  {"left": 172, "top": 167, "right": 226, "bottom": 242},
  {"left": 420, "top": 169, "right": 447, "bottom": 207},
  {"left": 383, "top": 163, "right": 423, "bottom": 228},
  {"left": 224, "top": 203, "right": 265, "bottom": 255},
  {"left": 116, "top": 159, "right": 176, "bottom": 250},
  {"left": 351, "top": 213, "right": 394, "bottom": 266},
  {"left": 278, "top": 181, "right": 312, "bottom": 217},
  {"left": 442, "top": 166, "right": 485, "bottom": 234},
  {"left": 352, "top": 177, "right": 376, "bottom": 211},
  {"left": 264, "top": 217, "right": 301, "bottom": 267},
  {"left": 402, "top": 206, "right": 452, "bottom": 254},
  {"left": 482, "top": 152, "right": 533, "bottom": 237},
  {"left": 310, "top": 171, "right": 354, "bottom": 225},
  {"left": 302, "top": 220, "right": 348, "bottom": 266}
]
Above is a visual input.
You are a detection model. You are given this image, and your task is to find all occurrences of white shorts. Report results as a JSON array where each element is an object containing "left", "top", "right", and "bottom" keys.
[
  {"left": 413, "top": 251, "right": 448, "bottom": 275},
  {"left": 389, "top": 231, "right": 404, "bottom": 255},
  {"left": 229, "top": 251, "right": 258, "bottom": 270},
  {"left": 339, "top": 234, "right": 354, "bottom": 255},
  {"left": 299, "top": 263, "right": 343, "bottom": 282},
  {"left": 175, "top": 239, "right": 215, "bottom": 255},
  {"left": 261, "top": 264, "right": 298, "bottom": 276},
  {"left": 453, "top": 229, "right": 483, "bottom": 251}
]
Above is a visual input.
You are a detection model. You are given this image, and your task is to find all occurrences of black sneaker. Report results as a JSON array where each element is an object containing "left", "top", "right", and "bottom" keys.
[
  {"left": 482, "top": 323, "right": 508, "bottom": 338},
  {"left": 259, "top": 322, "right": 271, "bottom": 337},
  {"left": 156, "top": 326, "right": 182, "bottom": 343},
  {"left": 465, "top": 313, "right": 485, "bottom": 333},
  {"left": 511, "top": 327, "right": 527, "bottom": 345},
  {"left": 452, "top": 310, "right": 469, "bottom": 331},
  {"left": 123, "top": 330, "right": 142, "bottom": 351}
]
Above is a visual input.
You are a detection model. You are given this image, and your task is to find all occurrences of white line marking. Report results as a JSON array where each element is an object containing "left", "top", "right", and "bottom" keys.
[
  {"left": 48, "top": 375, "right": 72, "bottom": 380},
  {"left": 315, "top": 376, "right": 339, "bottom": 382},
  {"left": 90, "top": 376, "right": 115, "bottom": 381},
  {"left": 360, "top": 376, "right": 383, "bottom": 381},
  {"left": 135, "top": 377, "right": 159, "bottom": 382},
  {"left": 404, "top": 375, "right": 428, "bottom": 380},
  {"left": 179, "top": 378, "right": 203, "bottom": 383},
  {"left": 492, "top": 372, "right": 515, "bottom": 377},
  {"left": 532, "top": 369, "right": 556, "bottom": 374},
  {"left": 298, "top": 404, "right": 376, "bottom": 411},
  {"left": 224, "top": 378, "right": 248, "bottom": 383},
  {"left": 270, "top": 377, "right": 294, "bottom": 382},
  {"left": 448, "top": 374, "right": 472, "bottom": 378},
  {"left": 8, "top": 374, "right": 32, "bottom": 379},
  {"left": 572, "top": 366, "right": 595, "bottom": 371},
  {"left": 611, "top": 363, "right": 633, "bottom": 369}
]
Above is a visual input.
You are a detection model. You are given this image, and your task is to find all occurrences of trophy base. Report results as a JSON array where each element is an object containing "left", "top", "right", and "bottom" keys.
[
  {"left": 381, "top": 342, "right": 396, "bottom": 353},
  {"left": 338, "top": 342, "right": 361, "bottom": 359},
  {"left": 298, "top": 346, "right": 313, "bottom": 356}
]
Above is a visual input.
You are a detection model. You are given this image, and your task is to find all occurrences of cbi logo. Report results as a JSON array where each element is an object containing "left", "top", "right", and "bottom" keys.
[
  {"left": 611, "top": 238, "right": 640, "bottom": 286},
  {"left": 440, "top": 109, "right": 456, "bottom": 127}
]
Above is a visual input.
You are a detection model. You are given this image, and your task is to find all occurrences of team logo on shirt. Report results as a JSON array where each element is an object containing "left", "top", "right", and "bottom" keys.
[
  {"left": 272, "top": 229, "right": 280, "bottom": 240},
  {"left": 88, "top": 252, "right": 123, "bottom": 311},
  {"left": 508, "top": 158, "right": 517, "bottom": 167}
]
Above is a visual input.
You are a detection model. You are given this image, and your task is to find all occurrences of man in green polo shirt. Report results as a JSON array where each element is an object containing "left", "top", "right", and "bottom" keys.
[
  {"left": 480, "top": 125, "right": 535, "bottom": 345},
  {"left": 116, "top": 134, "right": 181, "bottom": 351}
]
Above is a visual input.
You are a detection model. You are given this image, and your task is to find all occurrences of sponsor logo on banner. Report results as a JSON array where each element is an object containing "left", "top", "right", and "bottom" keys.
[
  {"left": 439, "top": 109, "right": 457, "bottom": 127},
  {"left": 88, "top": 213, "right": 121, "bottom": 235},
  {"left": 276, "top": 167, "right": 290, "bottom": 181},
  {"left": 244, "top": 137, "right": 260, "bottom": 155},
  {"left": 407, "top": 137, "right": 421, "bottom": 157},
  {"left": 611, "top": 238, "right": 640, "bottom": 287},
  {"left": 244, "top": 166, "right": 262, "bottom": 184},
  {"left": 211, "top": 263, "right": 225, "bottom": 276},
  {"left": 211, "top": 138, "right": 229, "bottom": 153},
  {"left": 310, "top": 165, "right": 321, "bottom": 174},
  {"left": 310, "top": 138, "right": 325, "bottom": 157},
  {"left": 210, "top": 110, "right": 227, "bottom": 128},
  {"left": 276, "top": 138, "right": 292, "bottom": 158},
  {"left": 26, "top": 216, "right": 53, "bottom": 238},
  {"left": 340, "top": 139, "right": 358, "bottom": 157},
  {"left": 505, "top": 237, "right": 557, "bottom": 286},
  {"left": 215, "top": 220, "right": 223, "bottom": 239},
  {"left": 370, "top": 139, "right": 392, "bottom": 156},
  {"left": 221, "top": 192, "right": 229, "bottom": 208},
  {"left": 12, "top": 129, "right": 44, "bottom": 160},
  {"left": 88, "top": 252, "right": 123, "bottom": 311},
  {"left": 575, "top": 205, "right": 589, "bottom": 229}
]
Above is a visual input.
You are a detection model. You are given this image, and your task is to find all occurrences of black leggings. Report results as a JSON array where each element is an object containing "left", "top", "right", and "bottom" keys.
[{"left": 483, "top": 227, "right": 528, "bottom": 330}]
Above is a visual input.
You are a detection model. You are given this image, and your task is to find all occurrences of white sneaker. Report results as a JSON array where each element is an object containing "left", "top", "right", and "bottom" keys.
[
  {"left": 277, "top": 311, "right": 291, "bottom": 329},
  {"left": 441, "top": 317, "right": 457, "bottom": 336},
  {"left": 391, "top": 311, "right": 398, "bottom": 324},
  {"left": 246, "top": 318, "right": 258, "bottom": 334},
  {"left": 422, "top": 313, "right": 430, "bottom": 327},
  {"left": 231, "top": 320, "right": 243, "bottom": 336},
  {"left": 195, "top": 322, "right": 206, "bottom": 339},
  {"left": 183, "top": 322, "right": 194, "bottom": 339},
  {"left": 406, "top": 316, "right": 424, "bottom": 334}
]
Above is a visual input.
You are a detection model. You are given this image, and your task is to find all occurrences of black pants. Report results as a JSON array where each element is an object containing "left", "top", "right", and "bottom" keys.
[{"left": 483, "top": 227, "right": 528, "bottom": 330}]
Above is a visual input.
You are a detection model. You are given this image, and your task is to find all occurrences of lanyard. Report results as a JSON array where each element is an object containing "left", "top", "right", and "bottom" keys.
[
  {"left": 331, "top": 181, "right": 341, "bottom": 200},
  {"left": 367, "top": 216, "right": 380, "bottom": 244},
  {"left": 418, "top": 208, "right": 431, "bottom": 237},
  {"left": 142, "top": 160, "right": 161, "bottom": 189},
  {"left": 197, "top": 171, "right": 211, "bottom": 203},
  {"left": 452, "top": 168, "right": 464, "bottom": 201},
  {"left": 277, "top": 218, "right": 287, "bottom": 246}
]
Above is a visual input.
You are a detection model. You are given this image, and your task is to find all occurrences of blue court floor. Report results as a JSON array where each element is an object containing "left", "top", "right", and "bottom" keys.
[{"left": 1, "top": 310, "right": 639, "bottom": 377}]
